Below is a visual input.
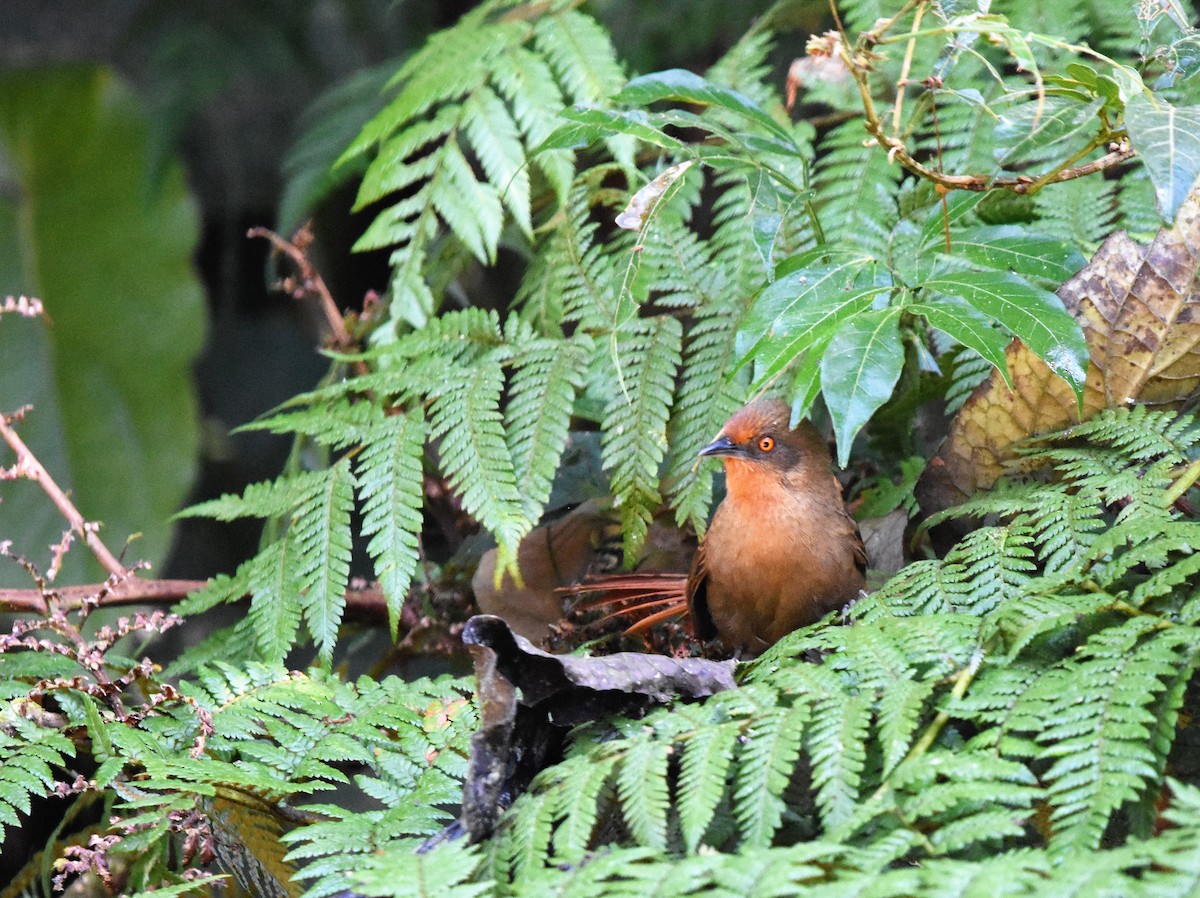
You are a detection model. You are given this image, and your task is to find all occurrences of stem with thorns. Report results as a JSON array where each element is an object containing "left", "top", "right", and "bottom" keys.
[{"left": 1, "top": 408, "right": 127, "bottom": 577}]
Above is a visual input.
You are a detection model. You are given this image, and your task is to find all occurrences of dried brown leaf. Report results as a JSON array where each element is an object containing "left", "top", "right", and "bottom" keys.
[{"left": 918, "top": 184, "right": 1200, "bottom": 517}]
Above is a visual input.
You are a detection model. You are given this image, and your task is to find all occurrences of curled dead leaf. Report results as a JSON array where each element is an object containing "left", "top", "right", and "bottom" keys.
[
  {"left": 918, "top": 181, "right": 1200, "bottom": 523},
  {"left": 442, "top": 614, "right": 735, "bottom": 845}
]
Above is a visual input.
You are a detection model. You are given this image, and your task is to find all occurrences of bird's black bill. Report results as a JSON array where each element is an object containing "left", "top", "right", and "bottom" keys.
[{"left": 698, "top": 434, "right": 744, "bottom": 459}]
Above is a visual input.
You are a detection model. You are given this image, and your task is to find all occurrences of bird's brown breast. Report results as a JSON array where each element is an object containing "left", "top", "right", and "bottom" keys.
[{"left": 690, "top": 467, "right": 865, "bottom": 656}]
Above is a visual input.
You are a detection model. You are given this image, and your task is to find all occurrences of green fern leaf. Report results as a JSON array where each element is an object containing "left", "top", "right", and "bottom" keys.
[
  {"left": 291, "top": 459, "right": 355, "bottom": 666},
  {"left": 664, "top": 306, "right": 745, "bottom": 535},
  {"left": 551, "top": 753, "right": 615, "bottom": 863},
  {"left": 601, "top": 316, "right": 682, "bottom": 559},
  {"left": 491, "top": 45, "right": 573, "bottom": 203},
  {"left": 807, "top": 693, "right": 872, "bottom": 831},
  {"left": 810, "top": 119, "right": 901, "bottom": 257},
  {"left": 677, "top": 719, "right": 740, "bottom": 853},
  {"left": 502, "top": 787, "right": 557, "bottom": 881},
  {"left": 617, "top": 736, "right": 671, "bottom": 850},
  {"left": 533, "top": 10, "right": 626, "bottom": 108},
  {"left": 178, "top": 469, "right": 332, "bottom": 523},
  {"left": 1013, "top": 619, "right": 1195, "bottom": 852},
  {"left": 733, "top": 705, "right": 807, "bottom": 847},
  {"left": 431, "top": 359, "right": 532, "bottom": 573},
  {"left": 246, "top": 539, "right": 303, "bottom": 665},
  {"left": 504, "top": 336, "right": 588, "bottom": 519},
  {"left": 462, "top": 86, "right": 532, "bottom": 239},
  {"left": 0, "top": 716, "right": 73, "bottom": 842},
  {"left": 357, "top": 407, "right": 426, "bottom": 637},
  {"left": 877, "top": 678, "right": 937, "bottom": 777}
]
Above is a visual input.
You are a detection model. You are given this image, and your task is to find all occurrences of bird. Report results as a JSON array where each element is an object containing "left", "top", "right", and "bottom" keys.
[
  {"left": 686, "top": 398, "right": 866, "bottom": 656},
  {"left": 567, "top": 397, "right": 867, "bottom": 657}
]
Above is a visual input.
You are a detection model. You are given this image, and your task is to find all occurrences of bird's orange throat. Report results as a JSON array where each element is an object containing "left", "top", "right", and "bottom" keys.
[{"left": 721, "top": 458, "right": 792, "bottom": 509}]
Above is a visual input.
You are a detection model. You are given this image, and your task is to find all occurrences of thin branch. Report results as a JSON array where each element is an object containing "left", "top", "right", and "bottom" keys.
[
  {"left": 1165, "top": 457, "right": 1200, "bottom": 507},
  {"left": 829, "top": 2, "right": 1136, "bottom": 196},
  {"left": 247, "top": 224, "right": 366, "bottom": 369},
  {"left": 0, "top": 408, "right": 128, "bottom": 577},
  {"left": 889, "top": 1, "right": 927, "bottom": 136},
  {"left": 0, "top": 577, "right": 392, "bottom": 619}
]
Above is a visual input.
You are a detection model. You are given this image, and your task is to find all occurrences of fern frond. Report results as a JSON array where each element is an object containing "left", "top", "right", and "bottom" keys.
[
  {"left": 807, "top": 692, "right": 872, "bottom": 832},
  {"left": 504, "top": 335, "right": 588, "bottom": 519},
  {"left": 550, "top": 753, "right": 615, "bottom": 863},
  {"left": 600, "top": 316, "right": 682, "bottom": 559},
  {"left": 732, "top": 705, "right": 807, "bottom": 847},
  {"left": 810, "top": 118, "right": 902, "bottom": 257},
  {"left": 617, "top": 735, "right": 671, "bottom": 850},
  {"left": 346, "top": 1, "right": 624, "bottom": 333},
  {"left": 357, "top": 408, "right": 426, "bottom": 637},
  {"left": 431, "top": 358, "right": 532, "bottom": 572},
  {"left": 1031, "top": 175, "right": 1120, "bottom": 250},
  {"left": 246, "top": 539, "right": 303, "bottom": 665},
  {"left": 663, "top": 306, "right": 745, "bottom": 535},
  {"left": 292, "top": 460, "right": 355, "bottom": 666},
  {"left": 677, "top": 717, "right": 740, "bottom": 853},
  {"left": 178, "top": 469, "right": 334, "bottom": 523},
  {"left": 0, "top": 714, "right": 73, "bottom": 842},
  {"left": 1012, "top": 618, "right": 1196, "bottom": 852}
]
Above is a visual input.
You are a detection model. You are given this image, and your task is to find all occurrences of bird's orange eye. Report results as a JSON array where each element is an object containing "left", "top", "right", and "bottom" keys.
[{"left": 758, "top": 436, "right": 775, "bottom": 452}]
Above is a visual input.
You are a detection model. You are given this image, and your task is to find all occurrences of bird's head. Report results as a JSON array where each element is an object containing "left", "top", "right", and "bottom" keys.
[{"left": 698, "top": 398, "right": 831, "bottom": 483}]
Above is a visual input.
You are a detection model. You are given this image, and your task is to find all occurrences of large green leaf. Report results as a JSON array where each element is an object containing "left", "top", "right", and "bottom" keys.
[
  {"left": 993, "top": 97, "right": 1102, "bottom": 168},
  {"left": 615, "top": 68, "right": 797, "bottom": 147},
  {"left": 737, "top": 253, "right": 891, "bottom": 387},
  {"left": 907, "top": 299, "right": 1012, "bottom": 387},
  {"left": 0, "top": 68, "right": 205, "bottom": 586},
  {"left": 820, "top": 308, "right": 905, "bottom": 466},
  {"left": 920, "top": 269, "right": 1087, "bottom": 402},
  {"left": 1124, "top": 94, "right": 1200, "bottom": 224},
  {"left": 536, "top": 106, "right": 683, "bottom": 152},
  {"left": 948, "top": 226, "right": 1088, "bottom": 286}
]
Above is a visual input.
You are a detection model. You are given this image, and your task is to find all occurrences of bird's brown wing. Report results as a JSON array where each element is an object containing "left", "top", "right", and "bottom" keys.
[
  {"left": 847, "top": 511, "right": 868, "bottom": 579},
  {"left": 686, "top": 541, "right": 717, "bottom": 641}
]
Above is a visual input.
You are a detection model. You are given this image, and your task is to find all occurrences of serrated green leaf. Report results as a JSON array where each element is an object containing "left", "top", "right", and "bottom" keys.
[
  {"left": 678, "top": 722, "right": 738, "bottom": 853},
  {"left": 920, "top": 269, "right": 1087, "bottom": 400},
  {"left": 505, "top": 338, "right": 586, "bottom": 519},
  {"left": 908, "top": 298, "right": 1012, "bottom": 387},
  {"left": 734, "top": 707, "right": 806, "bottom": 847},
  {"left": 463, "top": 86, "right": 531, "bottom": 239},
  {"left": 431, "top": 360, "right": 531, "bottom": 572},
  {"left": 949, "top": 225, "right": 1088, "bottom": 285},
  {"left": 538, "top": 106, "right": 683, "bottom": 152},
  {"left": 617, "top": 68, "right": 796, "bottom": 147},
  {"left": 601, "top": 317, "right": 681, "bottom": 560},
  {"left": 617, "top": 738, "right": 670, "bottom": 850},
  {"left": 1124, "top": 94, "right": 1200, "bottom": 223},
  {"left": 247, "top": 538, "right": 302, "bottom": 665},
  {"left": 994, "top": 97, "right": 1102, "bottom": 167},
  {"left": 737, "top": 253, "right": 890, "bottom": 387},
  {"left": 821, "top": 307, "right": 905, "bottom": 467}
]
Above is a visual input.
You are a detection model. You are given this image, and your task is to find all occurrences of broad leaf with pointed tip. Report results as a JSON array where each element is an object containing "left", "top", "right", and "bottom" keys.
[
  {"left": 1124, "top": 94, "right": 1200, "bottom": 224},
  {"left": 921, "top": 269, "right": 1088, "bottom": 403},
  {"left": 0, "top": 68, "right": 205, "bottom": 587},
  {"left": 616, "top": 69, "right": 797, "bottom": 147},
  {"left": 821, "top": 307, "right": 905, "bottom": 466}
]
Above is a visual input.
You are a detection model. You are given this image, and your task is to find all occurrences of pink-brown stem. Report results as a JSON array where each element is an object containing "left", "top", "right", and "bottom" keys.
[{"left": 0, "top": 409, "right": 127, "bottom": 577}]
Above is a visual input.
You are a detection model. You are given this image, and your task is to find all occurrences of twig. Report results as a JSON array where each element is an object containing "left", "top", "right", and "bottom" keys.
[
  {"left": 0, "top": 408, "right": 127, "bottom": 577},
  {"left": 0, "top": 577, "right": 391, "bottom": 618},
  {"left": 829, "top": 2, "right": 1136, "bottom": 196},
  {"left": 889, "top": 1, "right": 927, "bottom": 136},
  {"left": 247, "top": 224, "right": 365, "bottom": 365},
  {"left": 1165, "top": 457, "right": 1200, "bottom": 507}
]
